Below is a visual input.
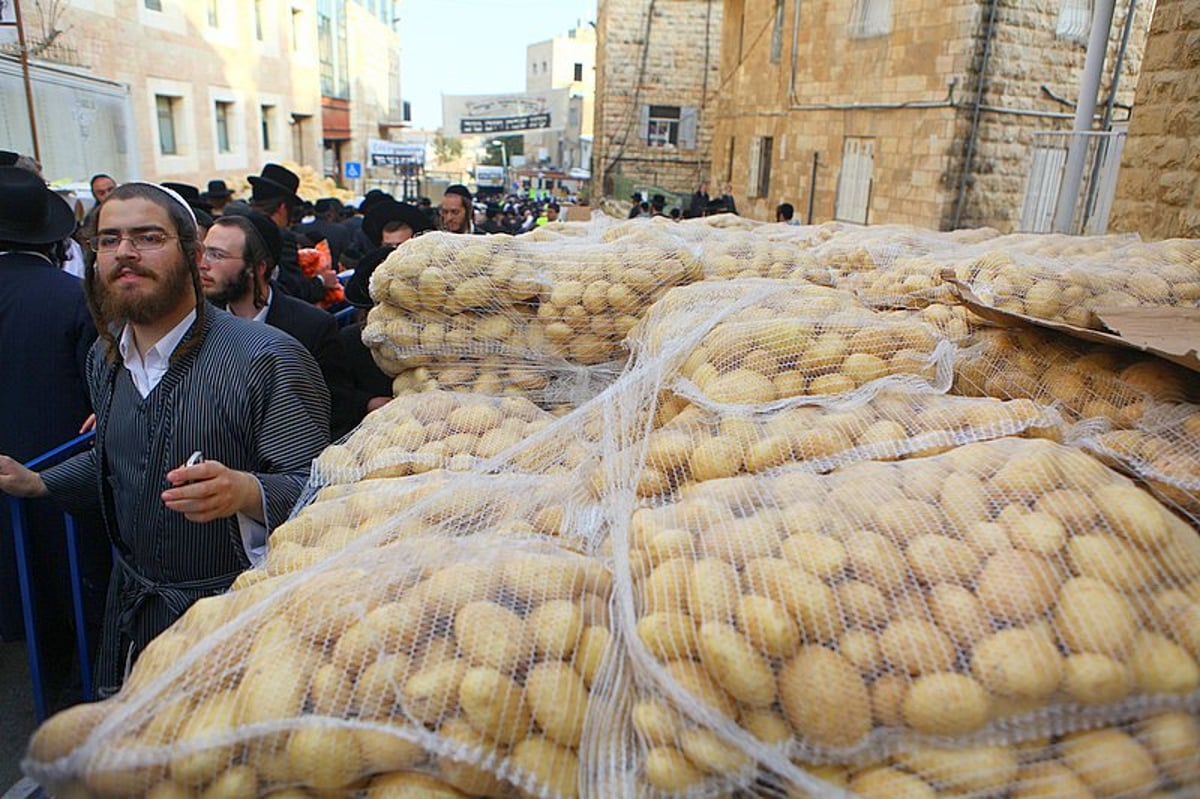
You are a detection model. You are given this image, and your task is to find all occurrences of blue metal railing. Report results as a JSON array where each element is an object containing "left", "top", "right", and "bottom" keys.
[{"left": 8, "top": 431, "right": 97, "bottom": 721}]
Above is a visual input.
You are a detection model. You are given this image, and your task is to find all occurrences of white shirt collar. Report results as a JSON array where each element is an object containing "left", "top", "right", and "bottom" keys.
[
  {"left": 251, "top": 286, "right": 273, "bottom": 324},
  {"left": 118, "top": 308, "right": 197, "bottom": 398}
]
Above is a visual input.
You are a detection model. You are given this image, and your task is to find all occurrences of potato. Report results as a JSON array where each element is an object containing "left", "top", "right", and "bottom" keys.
[
  {"left": 737, "top": 595, "right": 800, "bottom": 658},
  {"left": 688, "top": 436, "right": 744, "bottom": 483},
  {"left": 527, "top": 600, "right": 584, "bottom": 660},
  {"left": 403, "top": 658, "right": 466, "bottom": 725},
  {"left": 632, "top": 700, "right": 682, "bottom": 745},
  {"left": 842, "top": 532, "right": 909, "bottom": 596},
  {"left": 780, "top": 533, "right": 848, "bottom": 580},
  {"left": 872, "top": 498, "right": 944, "bottom": 544},
  {"left": 836, "top": 580, "right": 890, "bottom": 629},
  {"left": 356, "top": 727, "right": 424, "bottom": 774},
  {"left": 1137, "top": 712, "right": 1200, "bottom": 784},
  {"left": 1060, "top": 729, "right": 1159, "bottom": 798},
  {"left": 741, "top": 708, "right": 791, "bottom": 744},
  {"left": 849, "top": 767, "right": 936, "bottom": 799},
  {"left": 878, "top": 619, "right": 956, "bottom": 676},
  {"left": 975, "top": 550, "right": 1060, "bottom": 622},
  {"left": 354, "top": 654, "right": 412, "bottom": 718},
  {"left": 871, "top": 674, "right": 908, "bottom": 726},
  {"left": 927, "top": 583, "right": 990, "bottom": 647},
  {"left": 1062, "top": 653, "right": 1134, "bottom": 704},
  {"left": 1003, "top": 510, "right": 1067, "bottom": 555},
  {"left": 838, "top": 629, "right": 882, "bottom": 674},
  {"left": 644, "top": 746, "right": 705, "bottom": 792},
  {"left": 640, "top": 558, "right": 691, "bottom": 614},
  {"left": 903, "top": 672, "right": 991, "bottom": 735},
  {"left": 1055, "top": 577, "right": 1138, "bottom": 657},
  {"left": 905, "top": 534, "right": 981, "bottom": 585},
  {"left": 971, "top": 627, "right": 1062, "bottom": 700},
  {"left": 778, "top": 646, "right": 872, "bottom": 747},
  {"left": 436, "top": 717, "right": 511, "bottom": 797},
  {"left": 286, "top": 725, "right": 364, "bottom": 790},
  {"left": 896, "top": 745, "right": 1019, "bottom": 794},
  {"left": 29, "top": 701, "right": 113, "bottom": 763},
  {"left": 1013, "top": 762, "right": 1095, "bottom": 799},
  {"left": 511, "top": 736, "right": 579, "bottom": 799},
  {"left": 1067, "top": 534, "right": 1159, "bottom": 592},
  {"left": 665, "top": 659, "right": 737, "bottom": 718},
  {"left": 637, "top": 611, "right": 699, "bottom": 661},
  {"left": 575, "top": 626, "right": 612, "bottom": 687},
  {"left": 679, "top": 727, "right": 751, "bottom": 775},
  {"left": 1129, "top": 631, "right": 1200, "bottom": 694},
  {"left": 525, "top": 661, "right": 589, "bottom": 747},
  {"left": 741, "top": 558, "right": 843, "bottom": 641},
  {"left": 454, "top": 601, "right": 528, "bottom": 671},
  {"left": 686, "top": 558, "right": 741, "bottom": 623},
  {"left": 367, "top": 772, "right": 470, "bottom": 798},
  {"left": 459, "top": 667, "right": 532, "bottom": 745},
  {"left": 697, "top": 622, "right": 777, "bottom": 707},
  {"left": 170, "top": 690, "right": 240, "bottom": 785},
  {"left": 1093, "top": 483, "right": 1171, "bottom": 550},
  {"left": 200, "top": 766, "right": 256, "bottom": 799}
]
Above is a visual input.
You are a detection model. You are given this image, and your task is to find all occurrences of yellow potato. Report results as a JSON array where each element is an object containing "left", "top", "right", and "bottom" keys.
[
  {"left": 637, "top": 611, "right": 699, "bottom": 661},
  {"left": 697, "top": 622, "right": 777, "bottom": 707},
  {"left": 286, "top": 725, "right": 364, "bottom": 791},
  {"left": 367, "top": 772, "right": 470, "bottom": 798},
  {"left": 574, "top": 625, "right": 612, "bottom": 687},
  {"left": 896, "top": 745, "right": 1019, "bottom": 795},
  {"left": 687, "top": 558, "right": 741, "bottom": 623},
  {"left": 971, "top": 627, "right": 1062, "bottom": 700},
  {"left": 356, "top": 727, "right": 424, "bottom": 774},
  {"left": 632, "top": 700, "right": 682, "bottom": 745},
  {"left": 1137, "top": 712, "right": 1200, "bottom": 785},
  {"left": 511, "top": 736, "right": 579, "bottom": 799},
  {"left": 527, "top": 600, "right": 584, "bottom": 660},
  {"left": 903, "top": 672, "right": 991, "bottom": 736},
  {"left": 741, "top": 708, "right": 792, "bottom": 745},
  {"left": 1093, "top": 483, "right": 1171, "bottom": 550},
  {"left": 679, "top": 727, "right": 751, "bottom": 775},
  {"left": 1054, "top": 577, "right": 1138, "bottom": 657},
  {"left": 905, "top": 534, "right": 981, "bottom": 585},
  {"left": 454, "top": 601, "right": 528, "bottom": 671},
  {"left": 28, "top": 701, "right": 113, "bottom": 763},
  {"left": 975, "top": 550, "right": 1060, "bottom": 622},
  {"left": 1062, "top": 653, "right": 1134, "bottom": 704},
  {"left": 403, "top": 658, "right": 466, "bottom": 725},
  {"left": 435, "top": 717, "right": 510, "bottom": 797},
  {"left": 1067, "top": 534, "right": 1159, "bottom": 592},
  {"left": 688, "top": 435, "right": 745, "bottom": 483},
  {"left": 836, "top": 580, "right": 890, "bottom": 629},
  {"left": 849, "top": 767, "right": 936, "bottom": 799},
  {"left": 644, "top": 746, "right": 705, "bottom": 793},
  {"left": 458, "top": 667, "right": 532, "bottom": 745},
  {"left": 838, "top": 629, "right": 883, "bottom": 674},
  {"left": 778, "top": 646, "right": 871, "bottom": 747},
  {"left": 1003, "top": 510, "right": 1067, "bottom": 555},
  {"left": 1129, "top": 630, "right": 1200, "bottom": 694},
  {"left": 780, "top": 533, "right": 848, "bottom": 580},
  {"left": 878, "top": 619, "right": 957, "bottom": 676},
  {"left": 927, "top": 583, "right": 990, "bottom": 647},
  {"left": 639, "top": 558, "right": 691, "bottom": 614},
  {"left": 525, "top": 661, "right": 589, "bottom": 747},
  {"left": 200, "top": 766, "right": 256, "bottom": 799},
  {"left": 737, "top": 594, "right": 800, "bottom": 658},
  {"left": 872, "top": 498, "right": 944, "bottom": 545},
  {"left": 842, "top": 532, "right": 909, "bottom": 596},
  {"left": 1060, "top": 729, "right": 1159, "bottom": 798},
  {"left": 1013, "top": 762, "right": 1094, "bottom": 799}
]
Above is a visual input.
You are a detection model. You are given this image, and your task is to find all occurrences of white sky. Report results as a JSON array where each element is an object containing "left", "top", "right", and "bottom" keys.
[{"left": 398, "top": 0, "right": 598, "bottom": 131}]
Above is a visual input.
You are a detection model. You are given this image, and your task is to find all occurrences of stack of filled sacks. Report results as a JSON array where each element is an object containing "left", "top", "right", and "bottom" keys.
[{"left": 361, "top": 230, "right": 704, "bottom": 411}]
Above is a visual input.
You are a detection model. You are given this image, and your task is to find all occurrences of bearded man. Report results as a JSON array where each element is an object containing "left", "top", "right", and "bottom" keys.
[{"left": 0, "top": 182, "right": 329, "bottom": 695}]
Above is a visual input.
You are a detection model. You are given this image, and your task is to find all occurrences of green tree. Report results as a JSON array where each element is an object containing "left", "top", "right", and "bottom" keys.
[{"left": 433, "top": 132, "right": 463, "bottom": 164}]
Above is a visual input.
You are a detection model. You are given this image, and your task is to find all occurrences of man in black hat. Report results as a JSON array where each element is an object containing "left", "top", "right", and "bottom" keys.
[
  {"left": 339, "top": 246, "right": 401, "bottom": 429},
  {"left": 363, "top": 200, "right": 434, "bottom": 248},
  {"left": 200, "top": 179, "right": 235, "bottom": 215},
  {"left": 201, "top": 213, "right": 353, "bottom": 438},
  {"left": 161, "top": 182, "right": 215, "bottom": 239},
  {"left": 294, "top": 197, "right": 351, "bottom": 266},
  {"left": 248, "top": 162, "right": 334, "bottom": 305},
  {"left": 440, "top": 184, "right": 473, "bottom": 234},
  {"left": 0, "top": 166, "right": 108, "bottom": 696}
]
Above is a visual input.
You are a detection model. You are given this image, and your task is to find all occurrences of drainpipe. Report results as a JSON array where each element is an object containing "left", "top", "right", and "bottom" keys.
[
  {"left": 1081, "top": 0, "right": 1137, "bottom": 230},
  {"left": 788, "top": 0, "right": 802, "bottom": 105},
  {"left": 1052, "top": 0, "right": 1117, "bottom": 233},
  {"left": 951, "top": 0, "right": 1000, "bottom": 230}
]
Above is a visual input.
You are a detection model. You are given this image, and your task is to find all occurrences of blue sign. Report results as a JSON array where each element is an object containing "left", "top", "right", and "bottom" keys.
[{"left": 344, "top": 161, "right": 362, "bottom": 179}]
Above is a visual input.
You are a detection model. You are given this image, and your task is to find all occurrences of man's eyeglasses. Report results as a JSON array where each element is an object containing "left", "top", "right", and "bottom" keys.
[
  {"left": 201, "top": 247, "right": 242, "bottom": 263},
  {"left": 88, "top": 231, "right": 176, "bottom": 252}
]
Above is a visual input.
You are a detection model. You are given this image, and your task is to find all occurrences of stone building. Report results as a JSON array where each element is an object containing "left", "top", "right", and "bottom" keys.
[
  {"left": 705, "top": 0, "right": 1151, "bottom": 230},
  {"left": 1110, "top": 0, "right": 1200, "bottom": 240},
  {"left": 0, "top": 0, "right": 400, "bottom": 188},
  {"left": 593, "top": 0, "right": 724, "bottom": 203},
  {"left": 525, "top": 24, "right": 596, "bottom": 173}
]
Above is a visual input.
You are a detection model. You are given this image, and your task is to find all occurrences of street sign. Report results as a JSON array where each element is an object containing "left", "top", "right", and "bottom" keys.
[{"left": 344, "top": 161, "right": 362, "bottom": 179}]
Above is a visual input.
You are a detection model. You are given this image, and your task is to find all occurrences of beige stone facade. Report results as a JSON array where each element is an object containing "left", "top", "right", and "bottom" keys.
[
  {"left": 8, "top": 0, "right": 399, "bottom": 188},
  {"left": 525, "top": 25, "right": 596, "bottom": 172},
  {"left": 1110, "top": 0, "right": 1200, "bottom": 239},
  {"left": 659, "top": 0, "right": 1150, "bottom": 230},
  {"left": 593, "top": 0, "right": 724, "bottom": 200}
]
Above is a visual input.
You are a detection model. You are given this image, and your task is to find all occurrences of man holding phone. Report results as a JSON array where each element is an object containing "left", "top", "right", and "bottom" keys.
[{"left": 0, "top": 182, "right": 329, "bottom": 696}]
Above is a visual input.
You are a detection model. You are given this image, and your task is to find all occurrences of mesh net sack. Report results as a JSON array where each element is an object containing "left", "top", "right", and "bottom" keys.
[
  {"left": 26, "top": 532, "right": 615, "bottom": 799},
  {"left": 604, "top": 436, "right": 1200, "bottom": 795}
]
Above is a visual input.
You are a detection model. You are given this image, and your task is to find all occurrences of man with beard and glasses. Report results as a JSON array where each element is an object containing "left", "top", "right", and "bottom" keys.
[
  {"left": 201, "top": 212, "right": 354, "bottom": 439},
  {"left": 0, "top": 182, "right": 329, "bottom": 696}
]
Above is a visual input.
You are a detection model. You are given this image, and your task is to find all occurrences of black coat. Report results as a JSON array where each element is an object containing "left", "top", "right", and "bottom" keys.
[
  {"left": 274, "top": 227, "right": 327, "bottom": 304},
  {"left": 337, "top": 321, "right": 392, "bottom": 432},
  {"left": 264, "top": 290, "right": 357, "bottom": 439}
]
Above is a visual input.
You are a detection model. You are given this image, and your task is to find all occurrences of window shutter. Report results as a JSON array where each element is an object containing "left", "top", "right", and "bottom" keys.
[
  {"left": 1057, "top": 0, "right": 1092, "bottom": 44},
  {"left": 679, "top": 106, "right": 698, "bottom": 150},
  {"left": 638, "top": 104, "right": 651, "bottom": 144},
  {"left": 748, "top": 137, "right": 762, "bottom": 198}
]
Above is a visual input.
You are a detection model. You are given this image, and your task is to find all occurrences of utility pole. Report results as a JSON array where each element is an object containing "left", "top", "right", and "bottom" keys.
[{"left": 3, "top": 0, "right": 42, "bottom": 162}]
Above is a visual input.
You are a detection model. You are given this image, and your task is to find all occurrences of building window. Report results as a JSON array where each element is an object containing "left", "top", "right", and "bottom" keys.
[
  {"left": 725, "top": 137, "right": 735, "bottom": 183},
  {"left": 748, "top": 136, "right": 773, "bottom": 198},
  {"left": 1057, "top": 0, "right": 1092, "bottom": 44},
  {"left": 261, "top": 104, "right": 275, "bottom": 150},
  {"left": 144, "top": 0, "right": 162, "bottom": 10},
  {"left": 835, "top": 137, "right": 875, "bottom": 224},
  {"left": 542, "top": 60, "right": 547, "bottom": 73},
  {"left": 573, "top": 62, "right": 584, "bottom": 81},
  {"left": 770, "top": 0, "right": 785, "bottom": 63},
  {"left": 254, "top": 0, "right": 264, "bottom": 40},
  {"left": 291, "top": 7, "right": 303, "bottom": 49},
  {"left": 215, "top": 101, "right": 233, "bottom": 153},
  {"left": 849, "top": 0, "right": 892, "bottom": 38},
  {"left": 646, "top": 105, "right": 681, "bottom": 148},
  {"left": 531, "top": 62, "right": 537, "bottom": 74},
  {"left": 207, "top": 0, "right": 218, "bottom": 26},
  {"left": 156, "top": 95, "right": 179, "bottom": 155}
]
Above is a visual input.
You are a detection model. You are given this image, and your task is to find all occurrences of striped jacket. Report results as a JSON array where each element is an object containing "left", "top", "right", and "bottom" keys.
[{"left": 42, "top": 304, "right": 330, "bottom": 693}]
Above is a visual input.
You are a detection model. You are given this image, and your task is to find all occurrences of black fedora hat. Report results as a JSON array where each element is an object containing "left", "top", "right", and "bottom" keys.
[
  {"left": 248, "top": 163, "right": 301, "bottom": 206},
  {"left": 363, "top": 200, "right": 433, "bottom": 247},
  {"left": 0, "top": 166, "right": 77, "bottom": 244},
  {"left": 344, "top": 245, "right": 394, "bottom": 308},
  {"left": 202, "top": 179, "right": 234, "bottom": 200},
  {"left": 162, "top": 182, "right": 214, "bottom": 213}
]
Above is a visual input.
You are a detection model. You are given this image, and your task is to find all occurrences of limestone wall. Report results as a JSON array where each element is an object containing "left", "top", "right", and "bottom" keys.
[{"left": 1110, "top": 0, "right": 1200, "bottom": 239}]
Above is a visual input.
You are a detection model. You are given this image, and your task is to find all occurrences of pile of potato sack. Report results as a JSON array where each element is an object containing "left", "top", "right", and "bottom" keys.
[{"left": 25, "top": 215, "right": 1200, "bottom": 799}]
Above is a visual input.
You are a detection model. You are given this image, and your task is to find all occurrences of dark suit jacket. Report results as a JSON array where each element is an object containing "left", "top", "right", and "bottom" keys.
[
  {"left": 264, "top": 289, "right": 357, "bottom": 439},
  {"left": 274, "top": 227, "right": 327, "bottom": 304}
]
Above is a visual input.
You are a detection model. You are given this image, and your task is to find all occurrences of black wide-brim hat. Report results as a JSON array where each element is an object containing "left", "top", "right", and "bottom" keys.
[
  {"left": 248, "top": 162, "right": 301, "bottom": 206},
  {"left": 162, "top": 182, "right": 214, "bottom": 213},
  {"left": 202, "top": 179, "right": 234, "bottom": 199},
  {"left": 363, "top": 200, "right": 433, "bottom": 247},
  {"left": 0, "top": 166, "right": 77, "bottom": 244},
  {"left": 345, "top": 245, "right": 395, "bottom": 308}
]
